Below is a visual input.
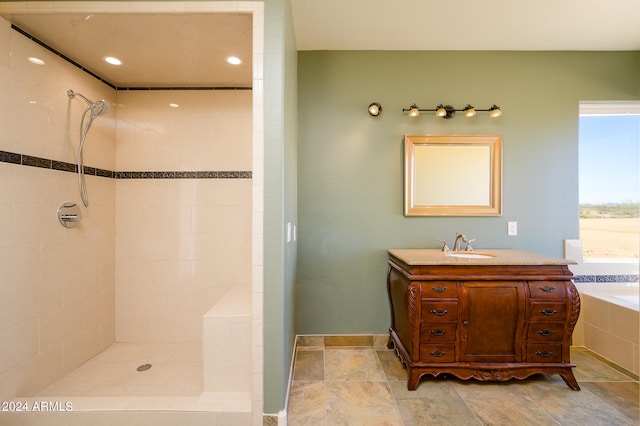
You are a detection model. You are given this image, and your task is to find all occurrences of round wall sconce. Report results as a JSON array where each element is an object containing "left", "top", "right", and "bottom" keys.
[{"left": 368, "top": 102, "right": 382, "bottom": 116}]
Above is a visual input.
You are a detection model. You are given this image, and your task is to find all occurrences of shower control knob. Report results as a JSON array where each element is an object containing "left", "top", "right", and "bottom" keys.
[{"left": 57, "top": 202, "right": 82, "bottom": 228}]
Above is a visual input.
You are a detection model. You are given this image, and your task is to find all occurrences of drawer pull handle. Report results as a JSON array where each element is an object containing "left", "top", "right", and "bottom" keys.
[
  {"left": 540, "top": 309, "right": 558, "bottom": 316},
  {"left": 431, "top": 309, "right": 448, "bottom": 316},
  {"left": 432, "top": 285, "right": 448, "bottom": 293},
  {"left": 540, "top": 285, "right": 556, "bottom": 293},
  {"left": 429, "top": 350, "right": 446, "bottom": 357},
  {"left": 537, "top": 329, "right": 553, "bottom": 336},
  {"left": 429, "top": 329, "right": 446, "bottom": 336},
  {"left": 535, "top": 350, "right": 553, "bottom": 358}
]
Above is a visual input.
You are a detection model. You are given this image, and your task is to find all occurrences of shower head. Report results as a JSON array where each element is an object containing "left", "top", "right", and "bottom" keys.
[
  {"left": 91, "top": 99, "right": 111, "bottom": 118},
  {"left": 67, "top": 89, "right": 110, "bottom": 117}
]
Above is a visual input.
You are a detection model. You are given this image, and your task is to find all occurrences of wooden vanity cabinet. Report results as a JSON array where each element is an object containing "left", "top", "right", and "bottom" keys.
[{"left": 387, "top": 251, "right": 581, "bottom": 391}]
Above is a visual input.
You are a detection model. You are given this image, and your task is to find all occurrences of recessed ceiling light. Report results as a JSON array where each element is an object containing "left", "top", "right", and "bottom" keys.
[
  {"left": 104, "top": 56, "right": 122, "bottom": 66},
  {"left": 169, "top": 103, "right": 180, "bottom": 108},
  {"left": 28, "top": 57, "right": 45, "bottom": 65},
  {"left": 226, "top": 56, "right": 242, "bottom": 65}
]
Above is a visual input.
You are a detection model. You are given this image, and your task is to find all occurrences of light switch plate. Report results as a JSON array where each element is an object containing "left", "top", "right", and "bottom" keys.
[{"left": 508, "top": 221, "right": 517, "bottom": 236}]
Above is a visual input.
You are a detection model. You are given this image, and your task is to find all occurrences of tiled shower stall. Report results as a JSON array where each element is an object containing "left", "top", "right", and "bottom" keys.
[{"left": 0, "top": 2, "right": 264, "bottom": 424}]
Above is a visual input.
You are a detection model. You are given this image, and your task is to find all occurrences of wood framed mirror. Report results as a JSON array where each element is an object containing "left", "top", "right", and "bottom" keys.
[{"left": 404, "top": 134, "right": 502, "bottom": 216}]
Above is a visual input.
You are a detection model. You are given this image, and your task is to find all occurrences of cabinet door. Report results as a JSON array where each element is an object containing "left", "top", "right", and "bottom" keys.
[{"left": 460, "top": 281, "right": 525, "bottom": 362}]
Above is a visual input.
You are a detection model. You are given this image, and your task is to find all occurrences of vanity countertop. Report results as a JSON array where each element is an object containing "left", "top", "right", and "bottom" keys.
[{"left": 388, "top": 249, "right": 576, "bottom": 266}]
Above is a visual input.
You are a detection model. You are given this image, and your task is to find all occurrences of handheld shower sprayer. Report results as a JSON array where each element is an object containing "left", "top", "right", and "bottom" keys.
[
  {"left": 67, "top": 89, "right": 111, "bottom": 207},
  {"left": 67, "top": 89, "right": 111, "bottom": 117},
  {"left": 91, "top": 100, "right": 111, "bottom": 118}
]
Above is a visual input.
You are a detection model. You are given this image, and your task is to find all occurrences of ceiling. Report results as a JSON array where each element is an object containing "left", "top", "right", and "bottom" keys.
[
  {"left": 1, "top": 1, "right": 638, "bottom": 88},
  {"left": 2, "top": 13, "right": 253, "bottom": 87},
  {"left": 290, "top": 0, "right": 640, "bottom": 51}
]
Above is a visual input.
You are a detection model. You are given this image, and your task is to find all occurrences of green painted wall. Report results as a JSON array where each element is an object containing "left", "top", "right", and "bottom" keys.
[
  {"left": 296, "top": 50, "right": 639, "bottom": 334},
  {"left": 263, "top": 0, "right": 297, "bottom": 415}
]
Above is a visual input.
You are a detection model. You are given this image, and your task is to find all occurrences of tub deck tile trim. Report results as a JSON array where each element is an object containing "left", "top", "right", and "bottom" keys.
[{"left": 574, "top": 274, "right": 638, "bottom": 283}]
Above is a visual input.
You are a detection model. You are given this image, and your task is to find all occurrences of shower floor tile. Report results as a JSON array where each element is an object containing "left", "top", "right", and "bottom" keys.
[{"left": 36, "top": 342, "right": 203, "bottom": 397}]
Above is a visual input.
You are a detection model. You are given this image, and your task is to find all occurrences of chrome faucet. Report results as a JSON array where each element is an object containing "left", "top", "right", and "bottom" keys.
[{"left": 453, "top": 233, "right": 467, "bottom": 251}]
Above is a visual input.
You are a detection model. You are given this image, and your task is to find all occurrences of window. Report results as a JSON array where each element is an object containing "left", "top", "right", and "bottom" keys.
[{"left": 579, "top": 102, "right": 640, "bottom": 259}]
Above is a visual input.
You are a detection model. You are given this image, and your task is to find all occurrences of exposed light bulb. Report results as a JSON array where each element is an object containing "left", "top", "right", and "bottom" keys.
[
  {"left": 489, "top": 105, "right": 502, "bottom": 118},
  {"left": 368, "top": 102, "right": 381, "bottom": 116},
  {"left": 409, "top": 107, "right": 419, "bottom": 117},
  {"left": 435, "top": 105, "right": 447, "bottom": 117}
]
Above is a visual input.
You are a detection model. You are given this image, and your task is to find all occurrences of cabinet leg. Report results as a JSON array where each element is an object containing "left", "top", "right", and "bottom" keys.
[
  {"left": 407, "top": 368, "right": 420, "bottom": 391},
  {"left": 559, "top": 371, "right": 581, "bottom": 391}
]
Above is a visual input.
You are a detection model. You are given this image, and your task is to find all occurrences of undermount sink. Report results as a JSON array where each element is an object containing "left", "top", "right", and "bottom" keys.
[{"left": 446, "top": 252, "right": 494, "bottom": 259}]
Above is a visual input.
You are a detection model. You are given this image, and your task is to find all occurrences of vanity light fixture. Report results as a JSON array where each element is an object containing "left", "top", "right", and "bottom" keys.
[
  {"left": 368, "top": 102, "right": 382, "bottom": 116},
  {"left": 403, "top": 103, "right": 502, "bottom": 119}
]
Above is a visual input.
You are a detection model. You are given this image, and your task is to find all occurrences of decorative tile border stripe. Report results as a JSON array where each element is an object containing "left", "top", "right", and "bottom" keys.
[
  {"left": 0, "top": 150, "right": 251, "bottom": 180},
  {"left": 1, "top": 150, "right": 113, "bottom": 177},
  {"left": 573, "top": 274, "right": 639, "bottom": 283},
  {"left": 122, "top": 87, "right": 252, "bottom": 91},
  {"left": 115, "top": 171, "right": 252, "bottom": 179}
]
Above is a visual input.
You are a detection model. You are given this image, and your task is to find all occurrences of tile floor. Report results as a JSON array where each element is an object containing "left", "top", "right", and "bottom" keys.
[{"left": 288, "top": 335, "right": 639, "bottom": 426}]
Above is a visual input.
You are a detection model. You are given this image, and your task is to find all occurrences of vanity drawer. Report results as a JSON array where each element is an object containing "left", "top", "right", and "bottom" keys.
[
  {"left": 422, "top": 302, "right": 458, "bottom": 323},
  {"left": 420, "top": 344, "right": 456, "bottom": 362},
  {"left": 526, "top": 344, "right": 562, "bottom": 363},
  {"left": 526, "top": 323, "right": 564, "bottom": 342},
  {"left": 421, "top": 324, "right": 457, "bottom": 342},
  {"left": 528, "top": 281, "right": 566, "bottom": 299},
  {"left": 529, "top": 302, "right": 567, "bottom": 322},
  {"left": 420, "top": 281, "right": 457, "bottom": 298}
]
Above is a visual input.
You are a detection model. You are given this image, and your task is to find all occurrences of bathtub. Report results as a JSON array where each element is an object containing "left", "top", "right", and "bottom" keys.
[{"left": 575, "top": 282, "right": 639, "bottom": 376}]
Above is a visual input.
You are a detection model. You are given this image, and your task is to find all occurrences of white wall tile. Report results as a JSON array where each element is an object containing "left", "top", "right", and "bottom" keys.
[
  {"left": 115, "top": 90, "right": 252, "bottom": 343},
  {"left": 0, "top": 21, "right": 116, "bottom": 401}
]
